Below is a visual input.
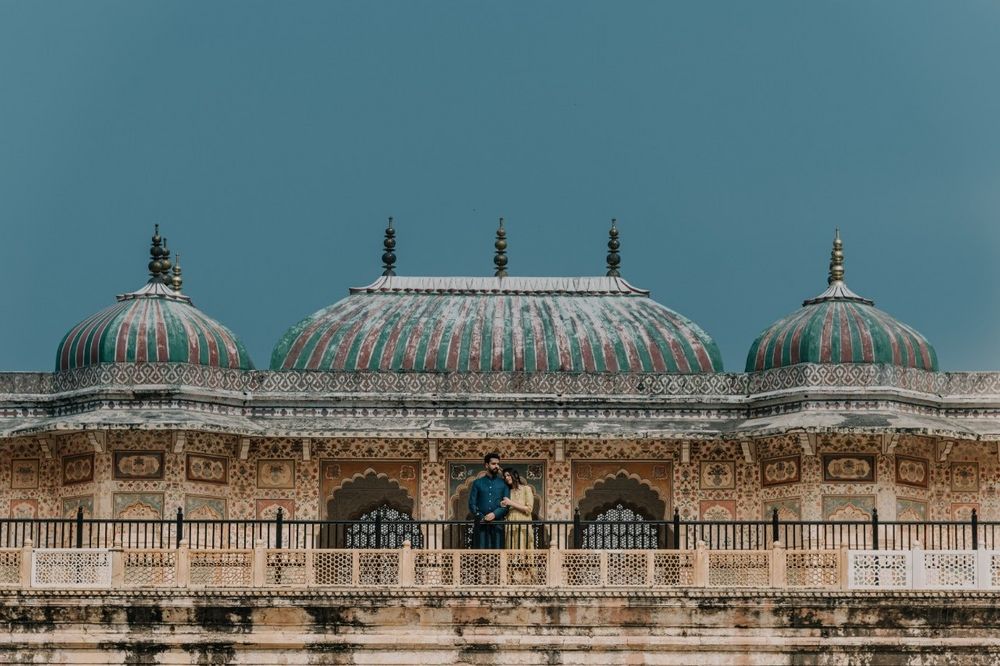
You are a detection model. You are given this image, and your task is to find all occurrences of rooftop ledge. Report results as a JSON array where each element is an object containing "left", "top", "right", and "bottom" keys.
[{"left": 1, "top": 364, "right": 999, "bottom": 399}]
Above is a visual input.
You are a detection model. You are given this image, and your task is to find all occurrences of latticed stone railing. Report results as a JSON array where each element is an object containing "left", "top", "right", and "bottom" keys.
[{"left": 4, "top": 540, "right": 999, "bottom": 591}]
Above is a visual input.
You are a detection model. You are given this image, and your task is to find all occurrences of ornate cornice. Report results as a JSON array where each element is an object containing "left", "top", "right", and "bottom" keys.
[
  {"left": 2, "top": 364, "right": 1000, "bottom": 440},
  {"left": 4, "top": 363, "right": 999, "bottom": 398}
]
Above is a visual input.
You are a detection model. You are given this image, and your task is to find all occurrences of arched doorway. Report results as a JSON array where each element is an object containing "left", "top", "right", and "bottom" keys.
[
  {"left": 321, "top": 470, "right": 420, "bottom": 548},
  {"left": 575, "top": 471, "right": 670, "bottom": 549}
]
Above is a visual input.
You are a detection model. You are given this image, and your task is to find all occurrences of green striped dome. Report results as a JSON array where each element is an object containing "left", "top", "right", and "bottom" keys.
[
  {"left": 272, "top": 276, "right": 723, "bottom": 373},
  {"left": 57, "top": 281, "right": 254, "bottom": 371},
  {"left": 747, "top": 233, "right": 936, "bottom": 372},
  {"left": 746, "top": 290, "right": 938, "bottom": 372}
]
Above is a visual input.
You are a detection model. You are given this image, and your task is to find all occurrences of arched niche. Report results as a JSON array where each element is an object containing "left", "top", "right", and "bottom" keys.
[
  {"left": 574, "top": 471, "right": 670, "bottom": 549},
  {"left": 577, "top": 471, "right": 667, "bottom": 521},
  {"left": 447, "top": 464, "right": 547, "bottom": 548},
  {"left": 326, "top": 470, "right": 415, "bottom": 521},
  {"left": 320, "top": 470, "right": 418, "bottom": 548},
  {"left": 450, "top": 471, "right": 542, "bottom": 521}
]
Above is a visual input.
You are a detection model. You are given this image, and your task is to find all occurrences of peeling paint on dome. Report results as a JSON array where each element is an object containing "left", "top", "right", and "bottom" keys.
[
  {"left": 56, "top": 281, "right": 253, "bottom": 371},
  {"left": 272, "top": 277, "right": 722, "bottom": 373},
  {"left": 746, "top": 283, "right": 936, "bottom": 372}
]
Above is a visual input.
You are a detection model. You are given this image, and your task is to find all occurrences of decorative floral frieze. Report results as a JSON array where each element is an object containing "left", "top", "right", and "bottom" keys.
[{"left": 0, "top": 364, "right": 994, "bottom": 399}]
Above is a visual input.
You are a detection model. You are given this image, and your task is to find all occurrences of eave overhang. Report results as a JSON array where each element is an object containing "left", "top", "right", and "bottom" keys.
[{"left": 2, "top": 364, "right": 1000, "bottom": 443}]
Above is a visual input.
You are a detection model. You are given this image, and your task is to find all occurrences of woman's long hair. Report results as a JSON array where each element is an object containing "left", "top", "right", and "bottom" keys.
[{"left": 504, "top": 467, "right": 522, "bottom": 490}]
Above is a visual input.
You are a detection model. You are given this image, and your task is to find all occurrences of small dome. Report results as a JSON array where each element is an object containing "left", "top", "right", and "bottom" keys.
[
  {"left": 746, "top": 232, "right": 937, "bottom": 372},
  {"left": 55, "top": 228, "right": 253, "bottom": 372},
  {"left": 271, "top": 276, "right": 723, "bottom": 373}
]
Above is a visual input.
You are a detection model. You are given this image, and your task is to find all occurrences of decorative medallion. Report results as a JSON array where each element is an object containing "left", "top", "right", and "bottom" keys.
[
  {"left": 951, "top": 503, "right": 979, "bottom": 521},
  {"left": 62, "top": 453, "right": 94, "bottom": 485},
  {"left": 9, "top": 499, "right": 38, "bottom": 519},
  {"left": 10, "top": 459, "right": 39, "bottom": 489},
  {"left": 761, "top": 456, "right": 800, "bottom": 487},
  {"left": 113, "top": 493, "right": 164, "bottom": 519},
  {"left": 399, "top": 465, "right": 417, "bottom": 481},
  {"left": 699, "top": 499, "right": 736, "bottom": 521},
  {"left": 822, "top": 453, "right": 876, "bottom": 482},
  {"left": 256, "top": 459, "right": 296, "bottom": 489},
  {"left": 895, "top": 456, "right": 929, "bottom": 488},
  {"left": 256, "top": 498, "right": 295, "bottom": 520},
  {"left": 652, "top": 465, "right": 669, "bottom": 480},
  {"left": 62, "top": 495, "right": 94, "bottom": 518},
  {"left": 896, "top": 498, "right": 928, "bottom": 521},
  {"left": 762, "top": 498, "right": 802, "bottom": 521},
  {"left": 113, "top": 451, "right": 165, "bottom": 480},
  {"left": 700, "top": 461, "right": 735, "bottom": 490},
  {"left": 186, "top": 454, "right": 229, "bottom": 485},
  {"left": 821, "top": 495, "right": 875, "bottom": 521},
  {"left": 951, "top": 462, "right": 978, "bottom": 492},
  {"left": 185, "top": 495, "right": 227, "bottom": 520}
]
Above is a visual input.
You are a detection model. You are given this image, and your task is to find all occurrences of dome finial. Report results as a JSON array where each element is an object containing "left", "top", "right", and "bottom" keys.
[
  {"left": 381, "top": 216, "right": 396, "bottom": 276},
  {"left": 171, "top": 254, "right": 183, "bottom": 292},
  {"left": 828, "top": 228, "right": 844, "bottom": 285},
  {"left": 606, "top": 218, "right": 621, "bottom": 277},
  {"left": 159, "top": 237, "right": 172, "bottom": 283},
  {"left": 493, "top": 217, "right": 508, "bottom": 277},
  {"left": 148, "top": 225, "right": 165, "bottom": 279}
]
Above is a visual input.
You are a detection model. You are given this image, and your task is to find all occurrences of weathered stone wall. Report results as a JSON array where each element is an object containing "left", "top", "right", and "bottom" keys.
[
  {"left": 1, "top": 432, "right": 997, "bottom": 523},
  {"left": 1, "top": 590, "right": 999, "bottom": 665}
]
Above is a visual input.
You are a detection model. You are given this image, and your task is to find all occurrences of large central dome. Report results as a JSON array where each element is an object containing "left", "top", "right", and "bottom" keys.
[{"left": 271, "top": 276, "right": 722, "bottom": 373}]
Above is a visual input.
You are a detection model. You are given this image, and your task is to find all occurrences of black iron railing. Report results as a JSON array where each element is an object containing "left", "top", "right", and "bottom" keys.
[{"left": 0, "top": 506, "right": 990, "bottom": 551}]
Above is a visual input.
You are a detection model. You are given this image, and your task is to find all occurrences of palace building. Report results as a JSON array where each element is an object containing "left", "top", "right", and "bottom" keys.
[{"left": 2, "top": 221, "right": 999, "bottom": 664}]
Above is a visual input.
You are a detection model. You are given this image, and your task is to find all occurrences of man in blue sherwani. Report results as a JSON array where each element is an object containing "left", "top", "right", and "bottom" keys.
[{"left": 468, "top": 451, "right": 510, "bottom": 549}]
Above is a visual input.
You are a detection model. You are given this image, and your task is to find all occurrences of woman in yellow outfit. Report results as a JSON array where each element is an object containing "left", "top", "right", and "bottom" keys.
[{"left": 500, "top": 469, "right": 534, "bottom": 550}]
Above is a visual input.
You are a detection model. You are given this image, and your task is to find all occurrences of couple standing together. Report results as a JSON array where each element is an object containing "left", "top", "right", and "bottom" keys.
[{"left": 468, "top": 452, "right": 534, "bottom": 549}]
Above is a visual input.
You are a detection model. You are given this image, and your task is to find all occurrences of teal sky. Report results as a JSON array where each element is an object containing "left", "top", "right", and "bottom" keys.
[{"left": 1, "top": 2, "right": 998, "bottom": 372}]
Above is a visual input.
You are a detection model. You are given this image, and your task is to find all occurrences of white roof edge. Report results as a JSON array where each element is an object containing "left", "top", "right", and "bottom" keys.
[{"left": 348, "top": 275, "right": 650, "bottom": 296}]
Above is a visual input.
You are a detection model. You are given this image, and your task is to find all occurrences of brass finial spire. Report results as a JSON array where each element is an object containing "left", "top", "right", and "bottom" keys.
[
  {"left": 381, "top": 216, "right": 396, "bottom": 276},
  {"left": 493, "top": 217, "right": 508, "bottom": 277},
  {"left": 803, "top": 229, "right": 873, "bottom": 306},
  {"left": 159, "top": 237, "right": 172, "bottom": 283},
  {"left": 828, "top": 228, "right": 844, "bottom": 285},
  {"left": 606, "top": 218, "right": 621, "bottom": 277},
  {"left": 148, "top": 225, "right": 166, "bottom": 279},
  {"left": 171, "top": 254, "right": 183, "bottom": 292}
]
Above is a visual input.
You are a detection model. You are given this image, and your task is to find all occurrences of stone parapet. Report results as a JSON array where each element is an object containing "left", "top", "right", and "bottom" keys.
[{"left": 8, "top": 544, "right": 999, "bottom": 594}]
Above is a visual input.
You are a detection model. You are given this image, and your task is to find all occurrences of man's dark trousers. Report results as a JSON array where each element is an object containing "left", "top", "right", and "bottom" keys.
[{"left": 474, "top": 520, "right": 504, "bottom": 549}]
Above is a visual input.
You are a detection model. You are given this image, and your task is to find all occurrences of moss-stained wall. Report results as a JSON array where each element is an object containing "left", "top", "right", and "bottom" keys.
[{"left": 1, "top": 589, "right": 999, "bottom": 665}]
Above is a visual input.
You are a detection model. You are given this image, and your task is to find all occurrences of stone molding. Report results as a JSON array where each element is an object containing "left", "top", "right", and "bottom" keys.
[
  {"left": 0, "top": 588, "right": 994, "bottom": 601},
  {"left": 2, "top": 363, "right": 1000, "bottom": 399},
  {"left": 0, "top": 363, "right": 997, "bottom": 398},
  {"left": 4, "top": 364, "right": 1000, "bottom": 440}
]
